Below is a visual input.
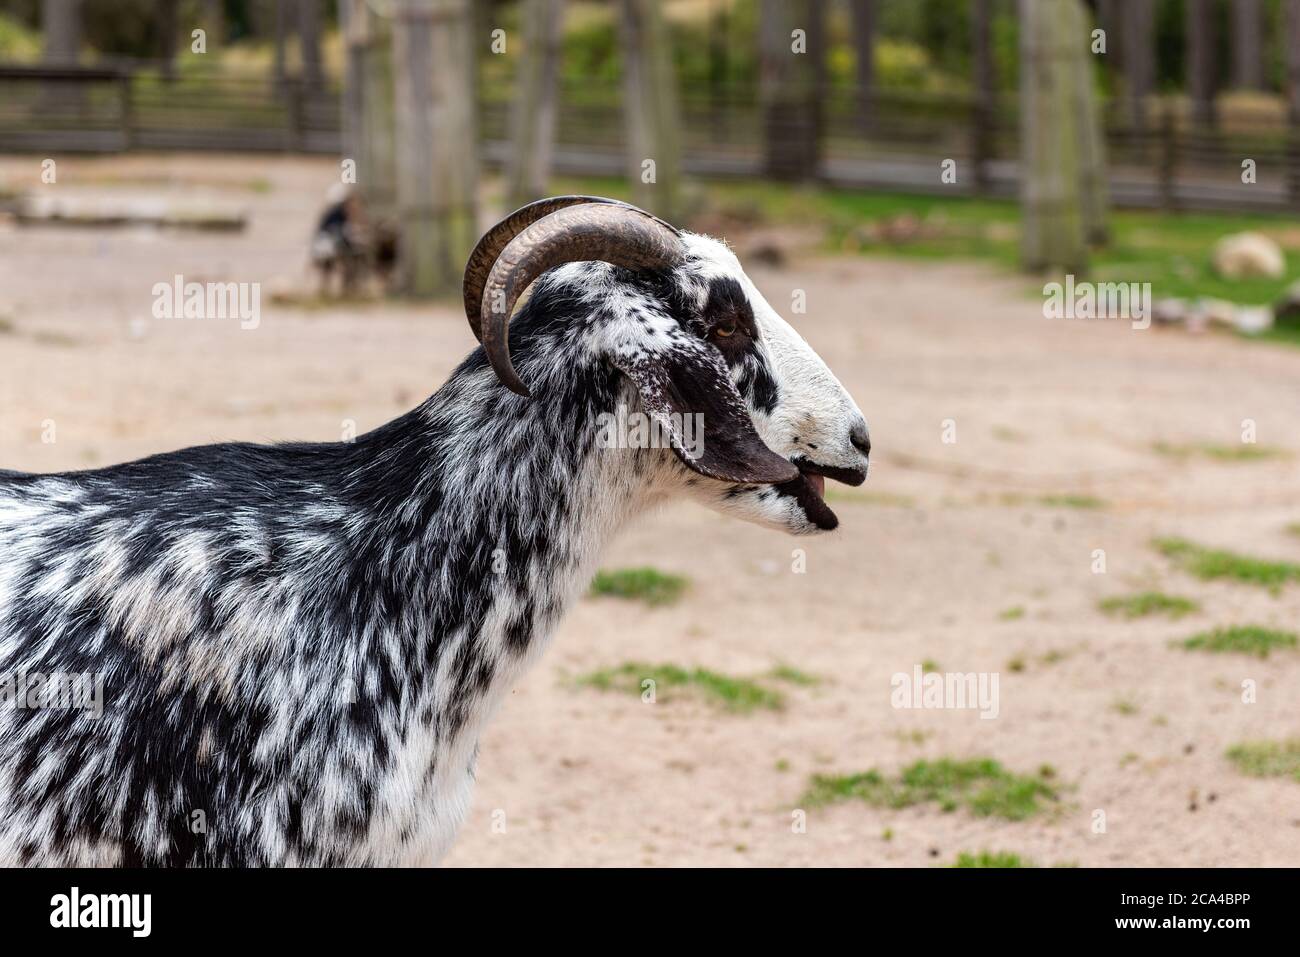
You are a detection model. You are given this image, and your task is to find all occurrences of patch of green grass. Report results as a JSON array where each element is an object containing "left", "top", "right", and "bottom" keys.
[
  {"left": 575, "top": 662, "right": 783, "bottom": 713},
  {"left": 921, "top": 659, "right": 941, "bottom": 673},
  {"left": 951, "top": 850, "right": 1030, "bottom": 868},
  {"left": 1007, "top": 656, "right": 1027, "bottom": 673},
  {"left": 767, "top": 664, "right": 820, "bottom": 686},
  {"left": 1039, "top": 494, "right": 1105, "bottom": 510},
  {"left": 1287, "top": 522, "right": 1300, "bottom": 539},
  {"left": 1152, "top": 441, "right": 1287, "bottom": 462},
  {"left": 1110, "top": 696, "right": 1140, "bottom": 716},
  {"left": 589, "top": 567, "right": 689, "bottom": 606},
  {"left": 1178, "top": 625, "right": 1298, "bottom": 658},
  {"left": 1099, "top": 591, "right": 1200, "bottom": 619},
  {"left": 802, "top": 758, "right": 1059, "bottom": 821},
  {"left": 1225, "top": 739, "right": 1300, "bottom": 781},
  {"left": 1154, "top": 537, "right": 1300, "bottom": 590},
  {"left": 999, "top": 605, "right": 1025, "bottom": 621}
]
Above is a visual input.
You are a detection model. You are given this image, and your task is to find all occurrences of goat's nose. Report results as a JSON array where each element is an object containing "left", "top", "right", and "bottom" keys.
[{"left": 850, "top": 420, "right": 871, "bottom": 458}]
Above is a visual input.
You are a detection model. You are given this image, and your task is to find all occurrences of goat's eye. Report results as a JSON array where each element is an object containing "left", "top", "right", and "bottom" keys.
[{"left": 713, "top": 323, "right": 737, "bottom": 339}]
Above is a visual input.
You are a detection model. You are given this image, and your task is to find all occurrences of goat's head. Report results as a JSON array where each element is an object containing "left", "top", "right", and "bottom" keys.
[{"left": 463, "top": 196, "right": 870, "bottom": 535}]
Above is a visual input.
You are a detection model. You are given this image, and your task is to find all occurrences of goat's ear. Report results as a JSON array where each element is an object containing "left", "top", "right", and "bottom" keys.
[{"left": 615, "top": 346, "right": 798, "bottom": 485}]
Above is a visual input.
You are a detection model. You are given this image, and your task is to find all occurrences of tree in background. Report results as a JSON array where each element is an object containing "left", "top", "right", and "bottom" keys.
[
  {"left": 758, "top": 0, "right": 822, "bottom": 181},
  {"left": 507, "top": 0, "right": 565, "bottom": 209},
  {"left": 1018, "top": 0, "right": 1107, "bottom": 273},
  {"left": 848, "top": 0, "right": 875, "bottom": 134},
  {"left": 274, "top": 0, "right": 291, "bottom": 88},
  {"left": 1287, "top": 0, "right": 1300, "bottom": 124},
  {"left": 42, "top": 0, "right": 81, "bottom": 63},
  {"left": 299, "top": 0, "right": 323, "bottom": 91},
  {"left": 1231, "top": 0, "right": 1263, "bottom": 91},
  {"left": 1121, "top": 0, "right": 1154, "bottom": 133},
  {"left": 1185, "top": 0, "right": 1216, "bottom": 127},
  {"left": 390, "top": 0, "right": 478, "bottom": 297},
  {"left": 157, "top": 0, "right": 178, "bottom": 79},
  {"left": 619, "top": 0, "right": 681, "bottom": 220},
  {"left": 201, "top": 0, "right": 224, "bottom": 47}
]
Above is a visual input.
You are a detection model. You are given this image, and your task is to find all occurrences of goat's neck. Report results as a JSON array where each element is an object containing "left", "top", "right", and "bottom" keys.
[{"left": 359, "top": 370, "right": 663, "bottom": 741}]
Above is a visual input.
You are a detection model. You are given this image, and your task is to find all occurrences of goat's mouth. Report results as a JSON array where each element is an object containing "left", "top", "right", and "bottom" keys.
[{"left": 774, "top": 456, "right": 867, "bottom": 531}]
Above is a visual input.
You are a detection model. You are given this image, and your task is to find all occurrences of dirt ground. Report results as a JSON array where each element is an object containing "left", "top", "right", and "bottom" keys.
[{"left": 2, "top": 154, "right": 1298, "bottom": 867}]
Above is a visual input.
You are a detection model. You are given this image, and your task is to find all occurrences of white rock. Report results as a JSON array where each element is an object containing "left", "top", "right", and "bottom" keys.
[
  {"left": 1212, "top": 231, "right": 1285, "bottom": 279},
  {"left": 1232, "top": 305, "right": 1274, "bottom": 334}
]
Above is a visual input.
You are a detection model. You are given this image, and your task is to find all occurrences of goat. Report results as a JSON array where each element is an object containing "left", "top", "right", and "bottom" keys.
[{"left": 0, "top": 196, "right": 870, "bottom": 866}]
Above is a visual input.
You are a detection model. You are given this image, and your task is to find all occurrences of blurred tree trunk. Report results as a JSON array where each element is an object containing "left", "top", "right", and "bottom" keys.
[
  {"left": 970, "top": 0, "right": 994, "bottom": 192},
  {"left": 391, "top": 0, "right": 478, "bottom": 297},
  {"left": 201, "top": 0, "right": 225, "bottom": 46},
  {"left": 1185, "top": 0, "right": 1216, "bottom": 127},
  {"left": 158, "top": 0, "right": 179, "bottom": 80},
  {"left": 507, "top": 0, "right": 565, "bottom": 209},
  {"left": 1018, "top": 0, "right": 1088, "bottom": 273},
  {"left": 274, "top": 0, "right": 292, "bottom": 88},
  {"left": 299, "top": 0, "right": 324, "bottom": 91},
  {"left": 848, "top": 0, "right": 874, "bottom": 134},
  {"left": 707, "top": 0, "right": 730, "bottom": 136},
  {"left": 1287, "top": 0, "right": 1300, "bottom": 123},
  {"left": 619, "top": 0, "right": 682, "bottom": 220},
  {"left": 1067, "top": 0, "right": 1108, "bottom": 245},
  {"left": 759, "top": 0, "right": 820, "bottom": 180},
  {"left": 340, "top": 0, "right": 365, "bottom": 171},
  {"left": 1122, "top": 0, "right": 1154, "bottom": 132},
  {"left": 42, "top": 0, "right": 81, "bottom": 64},
  {"left": 1231, "top": 0, "right": 1263, "bottom": 90}
]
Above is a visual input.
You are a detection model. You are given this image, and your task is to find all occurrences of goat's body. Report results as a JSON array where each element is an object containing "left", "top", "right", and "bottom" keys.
[
  {"left": 0, "top": 277, "right": 667, "bottom": 866},
  {"left": 0, "top": 222, "right": 871, "bottom": 867}
]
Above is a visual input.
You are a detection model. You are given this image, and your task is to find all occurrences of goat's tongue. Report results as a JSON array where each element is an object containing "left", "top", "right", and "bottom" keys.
[{"left": 807, "top": 472, "right": 825, "bottom": 498}]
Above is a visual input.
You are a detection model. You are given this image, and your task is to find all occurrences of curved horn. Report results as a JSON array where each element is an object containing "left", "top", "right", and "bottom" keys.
[
  {"left": 462, "top": 195, "right": 627, "bottom": 344},
  {"left": 479, "top": 202, "right": 684, "bottom": 397}
]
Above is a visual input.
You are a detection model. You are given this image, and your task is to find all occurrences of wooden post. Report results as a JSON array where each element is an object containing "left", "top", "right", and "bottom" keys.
[
  {"left": 507, "top": 0, "right": 566, "bottom": 209},
  {"left": 1285, "top": 1, "right": 1300, "bottom": 206},
  {"left": 119, "top": 71, "right": 134, "bottom": 149},
  {"left": 849, "top": 0, "right": 875, "bottom": 136},
  {"left": 391, "top": 0, "right": 479, "bottom": 297},
  {"left": 759, "top": 0, "right": 820, "bottom": 181},
  {"left": 361, "top": 16, "right": 397, "bottom": 219},
  {"left": 298, "top": 0, "right": 324, "bottom": 92},
  {"left": 1122, "top": 0, "right": 1154, "bottom": 136},
  {"left": 619, "top": 0, "right": 682, "bottom": 220},
  {"left": 284, "top": 76, "right": 304, "bottom": 151},
  {"left": 970, "top": 0, "right": 994, "bottom": 194},
  {"left": 1069, "top": 0, "right": 1108, "bottom": 245},
  {"left": 1018, "top": 0, "right": 1086, "bottom": 274},
  {"left": 42, "top": 0, "right": 81, "bottom": 64},
  {"left": 1231, "top": 0, "right": 1263, "bottom": 90},
  {"left": 1158, "top": 105, "right": 1178, "bottom": 212},
  {"left": 1185, "top": 0, "right": 1216, "bottom": 128},
  {"left": 274, "top": 0, "right": 291, "bottom": 90}
]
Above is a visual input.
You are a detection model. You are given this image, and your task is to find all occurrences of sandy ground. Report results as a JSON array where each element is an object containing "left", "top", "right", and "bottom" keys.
[{"left": 2, "top": 154, "right": 1299, "bottom": 867}]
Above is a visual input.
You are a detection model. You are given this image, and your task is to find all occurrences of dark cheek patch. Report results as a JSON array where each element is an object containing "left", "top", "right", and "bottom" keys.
[{"left": 735, "top": 356, "right": 780, "bottom": 415}]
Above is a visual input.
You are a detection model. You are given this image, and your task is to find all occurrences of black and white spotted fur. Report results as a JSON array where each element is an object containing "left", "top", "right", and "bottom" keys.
[{"left": 0, "top": 233, "right": 869, "bottom": 866}]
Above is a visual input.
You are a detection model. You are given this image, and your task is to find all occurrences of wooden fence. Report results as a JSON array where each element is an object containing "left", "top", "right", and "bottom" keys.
[{"left": 3, "top": 61, "right": 1300, "bottom": 213}]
